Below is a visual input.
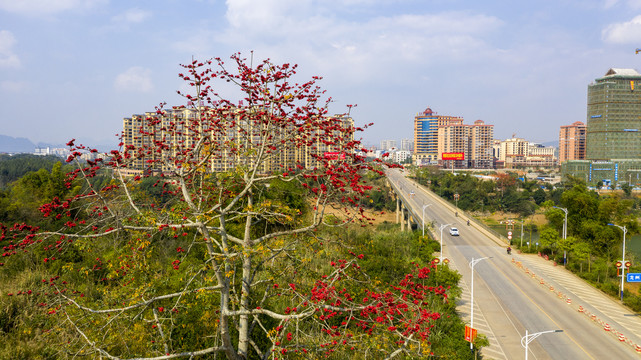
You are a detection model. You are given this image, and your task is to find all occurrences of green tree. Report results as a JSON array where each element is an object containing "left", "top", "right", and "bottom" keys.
[
  {"left": 539, "top": 226, "right": 559, "bottom": 255},
  {"left": 572, "top": 241, "right": 591, "bottom": 272},
  {"left": 0, "top": 154, "right": 66, "bottom": 189},
  {"left": 533, "top": 187, "right": 546, "bottom": 204},
  {"left": 558, "top": 235, "right": 576, "bottom": 265},
  {"left": 1, "top": 162, "right": 72, "bottom": 224},
  {"left": 1, "top": 55, "right": 461, "bottom": 360},
  {"left": 578, "top": 220, "right": 618, "bottom": 257},
  {"left": 545, "top": 206, "right": 565, "bottom": 232},
  {"left": 621, "top": 183, "right": 633, "bottom": 197}
]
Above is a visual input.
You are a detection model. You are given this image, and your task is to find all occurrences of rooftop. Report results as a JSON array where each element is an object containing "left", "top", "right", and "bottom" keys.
[{"left": 604, "top": 68, "right": 640, "bottom": 76}]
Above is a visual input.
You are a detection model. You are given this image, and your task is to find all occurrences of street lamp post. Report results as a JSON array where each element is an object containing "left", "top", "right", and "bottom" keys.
[
  {"left": 608, "top": 223, "right": 627, "bottom": 301},
  {"left": 554, "top": 206, "right": 568, "bottom": 266},
  {"left": 521, "top": 329, "right": 563, "bottom": 360},
  {"left": 422, "top": 204, "right": 433, "bottom": 237},
  {"left": 469, "top": 257, "right": 490, "bottom": 352},
  {"left": 439, "top": 223, "right": 452, "bottom": 264},
  {"left": 521, "top": 218, "right": 524, "bottom": 248}
]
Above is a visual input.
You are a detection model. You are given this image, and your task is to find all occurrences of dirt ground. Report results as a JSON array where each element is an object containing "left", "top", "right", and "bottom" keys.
[
  {"left": 339, "top": 209, "right": 548, "bottom": 227},
  {"left": 475, "top": 211, "right": 548, "bottom": 226},
  {"left": 367, "top": 209, "right": 397, "bottom": 224},
  {"left": 312, "top": 202, "right": 397, "bottom": 225}
]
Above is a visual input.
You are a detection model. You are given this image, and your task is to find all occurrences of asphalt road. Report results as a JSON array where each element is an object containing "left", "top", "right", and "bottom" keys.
[{"left": 387, "top": 168, "right": 641, "bottom": 359}]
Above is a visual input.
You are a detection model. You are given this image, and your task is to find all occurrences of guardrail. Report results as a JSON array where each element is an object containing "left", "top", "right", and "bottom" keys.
[
  {"left": 391, "top": 173, "right": 511, "bottom": 247},
  {"left": 387, "top": 178, "right": 422, "bottom": 228}
]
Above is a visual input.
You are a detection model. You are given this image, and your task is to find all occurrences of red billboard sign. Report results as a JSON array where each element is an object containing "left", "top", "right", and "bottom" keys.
[
  {"left": 324, "top": 152, "right": 346, "bottom": 160},
  {"left": 442, "top": 152, "right": 465, "bottom": 161}
]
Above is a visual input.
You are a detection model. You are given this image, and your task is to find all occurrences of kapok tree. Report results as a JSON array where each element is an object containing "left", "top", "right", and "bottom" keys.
[{"left": 1, "top": 54, "right": 455, "bottom": 359}]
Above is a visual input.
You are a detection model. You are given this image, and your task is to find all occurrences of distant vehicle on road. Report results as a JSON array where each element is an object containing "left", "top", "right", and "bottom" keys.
[{"left": 449, "top": 227, "right": 459, "bottom": 236}]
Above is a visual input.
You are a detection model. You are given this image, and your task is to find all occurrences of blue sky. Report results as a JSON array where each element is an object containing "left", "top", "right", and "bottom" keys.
[{"left": 1, "top": 0, "right": 641, "bottom": 149}]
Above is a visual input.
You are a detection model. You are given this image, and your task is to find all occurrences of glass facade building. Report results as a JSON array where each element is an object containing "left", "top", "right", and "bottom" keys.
[
  {"left": 586, "top": 68, "right": 641, "bottom": 160},
  {"left": 563, "top": 69, "right": 641, "bottom": 186}
]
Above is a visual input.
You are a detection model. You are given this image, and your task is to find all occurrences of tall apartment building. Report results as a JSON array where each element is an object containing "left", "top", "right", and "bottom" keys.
[
  {"left": 122, "top": 106, "right": 354, "bottom": 174},
  {"left": 563, "top": 68, "right": 641, "bottom": 185},
  {"left": 400, "top": 138, "right": 413, "bottom": 152},
  {"left": 469, "top": 120, "right": 494, "bottom": 168},
  {"left": 380, "top": 139, "right": 397, "bottom": 151},
  {"left": 437, "top": 123, "right": 469, "bottom": 169},
  {"left": 587, "top": 68, "right": 641, "bottom": 160},
  {"left": 436, "top": 120, "right": 494, "bottom": 169},
  {"left": 492, "top": 139, "right": 502, "bottom": 160},
  {"left": 558, "top": 121, "right": 586, "bottom": 163},
  {"left": 497, "top": 137, "right": 527, "bottom": 168},
  {"left": 413, "top": 107, "right": 463, "bottom": 165}
]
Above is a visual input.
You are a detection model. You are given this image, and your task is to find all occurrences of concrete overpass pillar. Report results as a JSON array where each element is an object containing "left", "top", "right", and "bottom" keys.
[
  {"left": 401, "top": 206, "right": 405, "bottom": 231},
  {"left": 396, "top": 198, "right": 400, "bottom": 224}
]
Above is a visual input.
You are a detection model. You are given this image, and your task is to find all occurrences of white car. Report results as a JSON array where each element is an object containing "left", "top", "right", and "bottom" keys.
[{"left": 449, "top": 227, "right": 459, "bottom": 236}]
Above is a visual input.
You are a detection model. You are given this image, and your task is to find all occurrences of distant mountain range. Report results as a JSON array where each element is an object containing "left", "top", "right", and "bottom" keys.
[
  {"left": 0, "top": 134, "right": 117, "bottom": 154},
  {"left": 0, "top": 135, "right": 36, "bottom": 153}
]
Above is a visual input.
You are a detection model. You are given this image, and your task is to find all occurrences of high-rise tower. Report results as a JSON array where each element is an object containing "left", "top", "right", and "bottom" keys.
[
  {"left": 586, "top": 68, "right": 641, "bottom": 160},
  {"left": 559, "top": 121, "right": 586, "bottom": 163},
  {"left": 413, "top": 107, "right": 463, "bottom": 165}
]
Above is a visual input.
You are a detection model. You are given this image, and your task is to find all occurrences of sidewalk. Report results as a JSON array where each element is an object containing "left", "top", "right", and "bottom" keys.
[{"left": 511, "top": 250, "right": 641, "bottom": 353}]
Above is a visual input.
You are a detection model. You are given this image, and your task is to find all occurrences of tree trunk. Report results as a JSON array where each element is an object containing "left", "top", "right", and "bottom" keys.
[
  {"left": 217, "top": 214, "right": 240, "bottom": 360},
  {"left": 238, "top": 194, "right": 254, "bottom": 358}
]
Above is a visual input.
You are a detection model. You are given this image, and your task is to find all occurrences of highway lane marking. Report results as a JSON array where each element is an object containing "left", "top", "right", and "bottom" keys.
[
  {"left": 392, "top": 172, "right": 636, "bottom": 356},
  {"left": 468, "top": 247, "right": 598, "bottom": 360},
  {"left": 509, "top": 257, "right": 641, "bottom": 354},
  {"left": 450, "top": 261, "right": 509, "bottom": 360},
  {"left": 520, "top": 257, "right": 641, "bottom": 336},
  {"left": 392, "top": 174, "right": 598, "bottom": 357}
]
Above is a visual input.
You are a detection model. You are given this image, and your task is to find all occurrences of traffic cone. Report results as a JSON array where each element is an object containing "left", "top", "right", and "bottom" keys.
[
  {"left": 578, "top": 305, "right": 584, "bottom": 313},
  {"left": 635, "top": 344, "right": 641, "bottom": 352},
  {"left": 619, "top": 334, "right": 625, "bottom": 342},
  {"left": 604, "top": 324, "right": 611, "bottom": 331},
  {"left": 566, "top": 298, "right": 572, "bottom": 305}
]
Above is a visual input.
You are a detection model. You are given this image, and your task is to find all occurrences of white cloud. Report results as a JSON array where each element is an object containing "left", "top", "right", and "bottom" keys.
[
  {"left": 218, "top": 7, "right": 502, "bottom": 85},
  {"left": 626, "top": 0, "right": 641, "bottom": 8},
  {"left": 0, "top": 0, "right": 105, "bottom": 16},
  {"left": 219, "top": 2, "right": 502, "bottom": 62},
  {"left": 601, "top": 0, "right": 641, "bottom": 9},
  {"left": 114, "top": 67, "right": 153, "bottom": 93},
  {"left": 112, "top": 8, "right": 152, "bottom": 24},
  {"left": 225, "top": 0, "right": 311, "bottom": 32},
  {"left": 602, "top": 15, "right": 641, "bottom": 43},
  {"left": 0, "top": 80, "right": 28, "bottom": 92},
  {"left": 0, "top": 30, "right": 20, "bottom": 68}
]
